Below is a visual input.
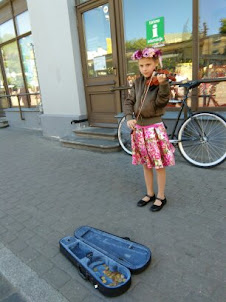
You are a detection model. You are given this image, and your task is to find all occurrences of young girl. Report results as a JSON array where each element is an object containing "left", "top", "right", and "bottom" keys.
[{"left": 124, "top": 47, "right": 175, "bottom": 212}]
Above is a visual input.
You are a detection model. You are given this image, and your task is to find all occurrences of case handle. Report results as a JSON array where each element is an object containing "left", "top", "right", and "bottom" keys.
[
  {"left": 121, "top": 237, "right": 131, "bottom": 241},
  {"left": 78, "top": 265, "right": 88, "bottom": 280}
]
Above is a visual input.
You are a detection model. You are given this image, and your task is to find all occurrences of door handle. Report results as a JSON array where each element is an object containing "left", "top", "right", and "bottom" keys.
[{"left": 113, "top": 66, "right": 117, "bottom": 76}]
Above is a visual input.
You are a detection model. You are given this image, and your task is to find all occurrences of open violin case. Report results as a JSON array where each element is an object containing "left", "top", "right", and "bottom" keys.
[{"left": 59, "top": 226, "right": 151, "bottom": 297}]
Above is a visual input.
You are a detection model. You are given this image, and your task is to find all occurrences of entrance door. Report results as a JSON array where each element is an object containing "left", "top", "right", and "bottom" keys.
[{"left": 77, "top": 0, "right": 124, "bottom": 126}]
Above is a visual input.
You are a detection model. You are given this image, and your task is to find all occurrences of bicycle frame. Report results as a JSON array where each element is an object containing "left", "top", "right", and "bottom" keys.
[
  {"left": 168, "top": 87, "right": 193, "bottom": 143},
  {"left": 168, "top": 77, "right": 226, "bottom": 144}
]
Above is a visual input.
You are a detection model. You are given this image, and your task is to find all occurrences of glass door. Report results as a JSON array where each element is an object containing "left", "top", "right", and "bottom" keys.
[{"left": 77, "top": 0, "right": 122, "bottom": 126}]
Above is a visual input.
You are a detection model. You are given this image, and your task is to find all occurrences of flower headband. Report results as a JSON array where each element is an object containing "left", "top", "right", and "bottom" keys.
[{"left": 131, "top": 47, "right": 163, "bottom": 67}]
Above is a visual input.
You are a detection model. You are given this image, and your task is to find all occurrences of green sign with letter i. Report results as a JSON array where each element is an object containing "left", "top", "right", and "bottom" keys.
[{"left": 146, "top": 17, "right": 165, "bottom": 45}]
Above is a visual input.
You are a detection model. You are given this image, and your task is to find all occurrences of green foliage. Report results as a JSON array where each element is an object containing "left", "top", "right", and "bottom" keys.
[
  {"left": 219, "top": 18, "right": 226, "bottom": 34},
  {"left": 125, "top": 38, "right": 147, "bottom": 51},
  {"left": 2, "top": 42, "right": 23, "bottom": 87}
]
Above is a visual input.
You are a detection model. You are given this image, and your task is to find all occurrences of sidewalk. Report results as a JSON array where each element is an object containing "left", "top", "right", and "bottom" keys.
[{"left": 0, "top": 127, "right": 225, "bottom": 302}]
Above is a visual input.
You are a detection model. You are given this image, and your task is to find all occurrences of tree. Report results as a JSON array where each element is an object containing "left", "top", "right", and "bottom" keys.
[
  {"left": 125, "top": 38, "right": 147, "bottom": 51},
  {"left": 219, "top": 19, "right": 226, "bottom": 34},
  {"left": 199, "top": 21, "right": 208, "bottom": 38},
  {"left": 202, "top": 22, "right": 208, "bottom": 37}
]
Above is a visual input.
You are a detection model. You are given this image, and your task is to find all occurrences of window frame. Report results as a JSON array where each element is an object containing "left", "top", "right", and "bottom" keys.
[{"left": 0, "top": 0, "right": 33, "bottom": 108}]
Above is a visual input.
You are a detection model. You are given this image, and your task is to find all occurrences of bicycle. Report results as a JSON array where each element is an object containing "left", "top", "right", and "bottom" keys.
[{"left": 117, "top": 80, "right": 226, "bottom": 168}]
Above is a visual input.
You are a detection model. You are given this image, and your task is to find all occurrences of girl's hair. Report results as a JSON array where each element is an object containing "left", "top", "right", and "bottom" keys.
[{"left": 131, "top": 47, "right": 162, "bottom": 67}]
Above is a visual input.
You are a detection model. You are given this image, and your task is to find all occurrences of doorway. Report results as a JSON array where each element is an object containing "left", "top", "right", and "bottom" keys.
[{"left": 77, "top": 0, "right": 126, "bottom": 127}]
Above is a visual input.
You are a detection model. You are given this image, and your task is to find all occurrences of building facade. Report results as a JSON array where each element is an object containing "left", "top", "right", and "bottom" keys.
[{"left": 0, "top": 0, "right": 225, "bottom": 138}]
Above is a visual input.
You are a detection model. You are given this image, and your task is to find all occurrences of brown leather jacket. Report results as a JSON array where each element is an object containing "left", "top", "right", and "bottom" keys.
[{"left": 123, "top": 76, "right": 170, "bottom": 126}]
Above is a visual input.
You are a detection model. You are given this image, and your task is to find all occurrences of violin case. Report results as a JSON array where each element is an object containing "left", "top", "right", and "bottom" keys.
[{"left": 59, "top": 226, "right": 151, "bottom": 297}]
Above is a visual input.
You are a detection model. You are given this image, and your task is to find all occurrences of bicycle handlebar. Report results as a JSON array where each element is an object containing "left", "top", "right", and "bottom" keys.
[{"left": 170, "top": 77, "right": 226, "bottom": 90}]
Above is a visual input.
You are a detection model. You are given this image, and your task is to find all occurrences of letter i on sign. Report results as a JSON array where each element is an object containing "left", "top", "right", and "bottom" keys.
[{"left": 152, "top": 24, "right": 158, "bottom": 38}]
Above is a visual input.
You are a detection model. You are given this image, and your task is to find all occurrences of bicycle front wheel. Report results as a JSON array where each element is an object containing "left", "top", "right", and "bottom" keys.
[
  {"left": 178, "top": 112, "right": 226, "bottom": 168},
  {"left": 117, "top": 116, "right": 132, "bottom": 155}
]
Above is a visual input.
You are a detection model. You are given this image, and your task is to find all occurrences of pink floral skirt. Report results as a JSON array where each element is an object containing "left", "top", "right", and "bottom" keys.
[{"left": 131, "top": 122, "right": 175, "bottom": 169}]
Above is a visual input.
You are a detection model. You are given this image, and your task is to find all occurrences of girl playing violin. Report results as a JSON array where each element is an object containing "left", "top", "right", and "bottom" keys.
[{"left": 124, "top": 47, "right": 175, "bottom": 212}]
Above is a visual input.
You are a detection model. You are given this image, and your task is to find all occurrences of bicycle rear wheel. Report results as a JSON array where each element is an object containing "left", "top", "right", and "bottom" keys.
[
  {"left": 117, "top": 116, "right": 132, "bottom": 155},
  {"left": 178, "top": 112, "right": 226, "bottom": 168}
]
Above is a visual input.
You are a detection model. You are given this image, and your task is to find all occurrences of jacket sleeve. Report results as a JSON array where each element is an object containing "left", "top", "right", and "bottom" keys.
[
  {"left": 155, "top": 82, "right": 170, "bottom": 107},
  {"left": 123, "top": 83, "right": 136, "bottom": 121}
]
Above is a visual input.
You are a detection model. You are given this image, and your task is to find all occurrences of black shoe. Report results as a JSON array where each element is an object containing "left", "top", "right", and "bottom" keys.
[
  {"left": 137, "top": 194, "right": 155, "bottom": 207},
  {"left": 150, "top": 197, "right": 167, "bottom": 212}
]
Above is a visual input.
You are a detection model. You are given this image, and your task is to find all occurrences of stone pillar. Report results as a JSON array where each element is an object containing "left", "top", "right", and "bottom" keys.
[{"left": 26, "top": 0, "right": 87, "bottom": 138}]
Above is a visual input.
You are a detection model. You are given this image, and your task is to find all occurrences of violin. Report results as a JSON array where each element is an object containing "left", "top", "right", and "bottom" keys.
[{"left": 146, "top": 69, "right": 176, "bottom": 86}]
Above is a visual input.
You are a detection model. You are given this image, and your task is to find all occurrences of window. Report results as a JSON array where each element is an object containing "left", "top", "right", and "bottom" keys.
[
  {"left": 16, "top": 11, "right": 31, "bottom": 35},
  {"left": 199, "top": 0, "right": 226, "bottom": 108},
  {"left": 0, "top": 19, "right": 15, "bottom": 43},
  {"left": 2, "top": 41, "right": 26, "bottom": 106},
  {"left": 19, "top": 36, "right": 40, "bottom": 106},
  {"left": 123, "top": 0, "right": 192, "bottom": 83},
  {"left": 83, "top": 4, "right": 113, "bottom": 77},
  {"left": 0, "top": 0, "right": 40, "bottom": 108},
  {"left": 76, "top": 0, "right": 90, "bottom": 5},
  {"left": 123, "top": 0, "right": 192, "bottom": 106}
]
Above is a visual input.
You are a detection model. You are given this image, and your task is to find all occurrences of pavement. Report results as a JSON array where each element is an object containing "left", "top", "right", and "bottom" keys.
[{"left": 0, "top": 127, "right": 225, "bottom": 302}]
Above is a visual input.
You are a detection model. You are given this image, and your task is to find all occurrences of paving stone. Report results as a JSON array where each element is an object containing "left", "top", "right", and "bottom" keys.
[
  {"left": 122, "top": 282, "right": 166, "bottom": 302},
  {"left": 0, "top": 210, "right": 6, "bottom": 219},
  {"left": 0, "top": 216, "right": 15, "bottom": 227},
  {"left": 181, "top": 291, "right": 215, "bottom": 302},
  {"left": 3, "top": 221, "right": 25, "bottom": 233},
  {"left": 25, "top": 234, "right": 47, "bottom": 249},
  {"left": 41, "top": 230, "right": 65, "bottom": 246},
  {"left": 1, "top": 232, "right": 17, "bottom": 244},
  {"left": 180, "top": 272, "right": 220, "bottom": 298},
  {"left": 60, "top": 279, "right": 89, "bottom": 302},
  {"left": 42, "top": 267, "right": 71, "bottom": 289},
  {"left": 14, "top": 212, "right": 33, "bottom": 224},
  {"left": 7, "top": 239, "right": 28, "bottom": 255},
  {"left": 32, "top": 225, "right": 53, "bottom": 238},
  {"left": 16, "top": 228, "right": 35, "bottom": 242},
  {"left": 4, "top": 207, "right": 22, "bottom": 217},
  {"left": 210, "top": 283, "right": 226, "bottom": 302},
  {"left": 16, "top": 246, "right": 41, "bottom": 264},
  {"left": 0, "top": 224, "right": 7, "bottom": 235},
  {"left": 38, "top": 243, "right": 59, "bottom": 258},
  {"left": 20, "top": 217, "right": 41, "bottom": 230},
  {"left": 81, "top": 295, "right": 105, "bottom": 302},
  {"left": 28, "top": 254, "right": 54, "bottom": 276},
  {"left": 50, "top": 219, "right": 75, "bottom": 233}
]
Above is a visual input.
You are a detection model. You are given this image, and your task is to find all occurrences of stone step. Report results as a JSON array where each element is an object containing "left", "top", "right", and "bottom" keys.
[
  {"left": 60, "top": 135, "right": 121, "bottom": 153},
  {"left": 74, "top": 127, "right": 118, "bottom": 141}
]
